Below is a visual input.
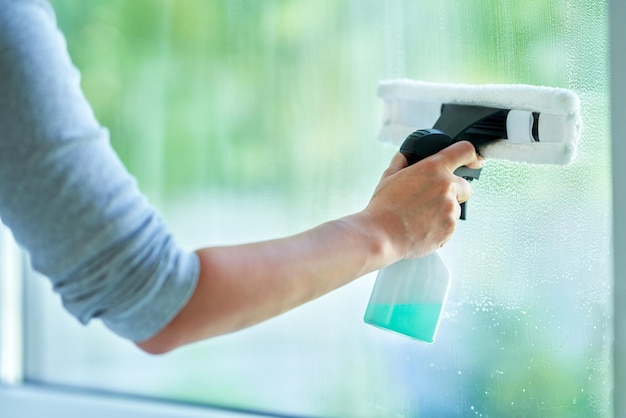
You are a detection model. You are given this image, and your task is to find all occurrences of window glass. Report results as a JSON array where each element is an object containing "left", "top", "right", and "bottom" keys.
[{"left": 26, "top": 1, "right": 610, "bottom": 416}]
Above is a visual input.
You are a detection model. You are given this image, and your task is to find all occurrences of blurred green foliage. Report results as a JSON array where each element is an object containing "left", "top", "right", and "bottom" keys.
[
  {"left": 50, "top": 0, "right": 608, "bottom": 201},
  {"left": 51, "top": 0, "right": 380, "bottom": 201}
]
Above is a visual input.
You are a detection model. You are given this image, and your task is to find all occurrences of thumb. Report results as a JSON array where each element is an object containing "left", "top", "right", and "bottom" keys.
[{"left": 437, "top": 141, "right": 484, "bottom": 172}]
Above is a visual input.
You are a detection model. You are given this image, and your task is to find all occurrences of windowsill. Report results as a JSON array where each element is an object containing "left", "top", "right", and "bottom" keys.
[{"left": 0, "top": 383, "right": 257, "bottom": 418}]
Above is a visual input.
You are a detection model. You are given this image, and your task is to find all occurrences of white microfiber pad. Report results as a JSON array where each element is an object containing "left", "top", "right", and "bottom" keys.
[{"left": 378, "top": 79, "right": 582, "bottom": 165}]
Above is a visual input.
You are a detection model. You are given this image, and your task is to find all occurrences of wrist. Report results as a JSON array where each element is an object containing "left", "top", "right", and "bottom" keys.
[{"left": 337, "top": 211, "right": 401, "bottom": 274}]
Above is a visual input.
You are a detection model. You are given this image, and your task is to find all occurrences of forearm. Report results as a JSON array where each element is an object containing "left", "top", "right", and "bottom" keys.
[{"left": 137, "top": 212, "right": 395, "bottom": 354}]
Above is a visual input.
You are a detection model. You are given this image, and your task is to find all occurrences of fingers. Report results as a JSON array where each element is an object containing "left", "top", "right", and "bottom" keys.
[
  {"left": 385, "top": 140, "right": 482, "bottom": 178},
  {"left": 454, "top": 176, "right": 474, "bottom": 204},
  {"left": 442, "top": 142, "right": 480, "bottom": 205},
  {"left": 382, "top": 144, "right": 476, "bottom": 205},
  {"left": 381, "top": 152, "right": 409, "bottom": 179},
  {"left": 436, "top": 141, "right": 484, "bottom": 172}
]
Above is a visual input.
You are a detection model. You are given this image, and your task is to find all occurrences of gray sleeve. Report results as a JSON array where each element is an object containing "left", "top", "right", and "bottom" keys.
[{"left": 0, "top": 0, "right": 199, "bottom": 342}]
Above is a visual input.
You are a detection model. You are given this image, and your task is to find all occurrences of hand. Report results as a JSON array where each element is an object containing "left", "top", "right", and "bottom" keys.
[{"left": 363, "top": 141, "right": 483, "bottom": 262}]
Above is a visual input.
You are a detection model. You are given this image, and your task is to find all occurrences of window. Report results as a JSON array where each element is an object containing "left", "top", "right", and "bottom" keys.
[{"left": 1, "top": 1, "right": 614, "bottom": 417}]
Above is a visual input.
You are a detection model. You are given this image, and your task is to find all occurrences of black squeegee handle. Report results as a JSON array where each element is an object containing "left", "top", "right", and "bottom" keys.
[{"left": 399, "top": 129, "right": 482, "bottom": 220}]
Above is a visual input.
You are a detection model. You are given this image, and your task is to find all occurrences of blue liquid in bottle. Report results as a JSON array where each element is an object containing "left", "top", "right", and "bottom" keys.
[
  {"left": 364, "top": 253, "right": 450, "bottom": 343},
  {"left": 364, "top": 303, "right": 443, "bottom": 343}
]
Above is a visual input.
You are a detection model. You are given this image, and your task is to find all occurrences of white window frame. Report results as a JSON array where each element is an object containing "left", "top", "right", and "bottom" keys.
[
  {"left": 1, "top": 1, "right": 622, "bottom": 416},
  {"left": 0, "top": 384, "right": 257, "bottom": 418},
  {"left": 611, "top": 0, "right": 625, "bottom": 416}
]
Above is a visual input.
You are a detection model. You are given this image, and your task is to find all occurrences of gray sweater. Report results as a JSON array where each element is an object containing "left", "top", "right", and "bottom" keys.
[{"left": 0, "top": 0, "right": 199, "bottom": 342}]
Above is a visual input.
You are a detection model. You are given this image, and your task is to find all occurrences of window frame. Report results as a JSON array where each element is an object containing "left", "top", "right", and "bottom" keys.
[
  {"left": 0, "top": 1, "right": 622, "bottom": 416},
  {"left": 0, "top": 225, "right": 23, "bottom": 387},
  {"left": 0, "top": 384, "right": 260, "bottom": 418},
  {"left": 611, "top": 0, "right": 625, "bottom": 415}
]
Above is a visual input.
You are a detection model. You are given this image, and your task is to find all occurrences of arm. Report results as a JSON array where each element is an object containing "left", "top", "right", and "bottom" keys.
[
  {"left": 137, "top": 142, "right": 482, "bottom": 354},
  {"left": 0, "top": 1, "right": 199, "bottom": 342},
  {"left": 0, "top": 0, "right": 481, "bottom": 351}
]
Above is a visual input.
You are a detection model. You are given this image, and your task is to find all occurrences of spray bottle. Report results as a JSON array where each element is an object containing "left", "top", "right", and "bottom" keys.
[{"left": 363, "top": 128, "right": 481, "bottom": 343}]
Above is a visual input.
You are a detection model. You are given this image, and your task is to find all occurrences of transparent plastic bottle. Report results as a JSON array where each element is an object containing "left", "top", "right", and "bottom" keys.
[{"left": 363, "top": 251, "right": 450, "bottom": 343}]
